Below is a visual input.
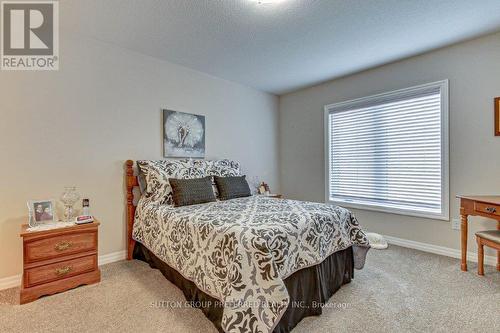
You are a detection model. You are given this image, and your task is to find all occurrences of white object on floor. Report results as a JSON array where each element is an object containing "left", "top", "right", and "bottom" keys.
[{"left": 366, "top": 232, "right": 388, "bottom": 249}]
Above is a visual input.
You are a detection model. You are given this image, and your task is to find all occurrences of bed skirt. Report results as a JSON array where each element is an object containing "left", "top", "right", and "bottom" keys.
[{"left": 133, "top": 242, "right": 354, "bottom": 333}]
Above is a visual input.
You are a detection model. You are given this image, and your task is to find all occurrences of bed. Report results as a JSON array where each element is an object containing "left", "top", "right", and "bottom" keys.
[{"left": 125, "top": 159, "right": 370, "bottom": 333}]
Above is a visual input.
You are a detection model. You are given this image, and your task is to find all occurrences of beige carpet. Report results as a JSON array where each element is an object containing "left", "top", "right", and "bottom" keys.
[{"left": 0, "top": 245, "right": 498, "bottom": 333}]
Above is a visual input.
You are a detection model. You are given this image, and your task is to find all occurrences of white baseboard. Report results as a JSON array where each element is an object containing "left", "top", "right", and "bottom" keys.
[
  {"left": 384, "top": 235, "right": 496, "bottom": 266},
  {"left": 0, "top": 250, "right": 127, "bottom": 291},
  {"left": 0, "top": 274, "right": 22, "bottom": 292},
  {"left": 98, "top": 250, "right": 127, "bottom": 266}
]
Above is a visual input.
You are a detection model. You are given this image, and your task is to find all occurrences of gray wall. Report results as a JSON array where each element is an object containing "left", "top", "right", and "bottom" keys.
[
  {"left": 279, "top": 32, "right": 500, "bottom": 253},
  {"left": 0, "top": 34, "right": 279, "bottom": 278}
]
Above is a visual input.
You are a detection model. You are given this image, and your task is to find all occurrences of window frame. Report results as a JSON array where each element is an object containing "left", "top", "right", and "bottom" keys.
[{"left": 324, "top": 80, "right": 449, "bottom": 220}]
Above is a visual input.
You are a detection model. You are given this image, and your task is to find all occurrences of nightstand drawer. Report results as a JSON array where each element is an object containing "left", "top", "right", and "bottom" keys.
[
  {"left": 24, "top": 255, "right": 97, "bottom": 288},
  {"left": 474, "top": 202, "right": 500, "bottom": 217},
  {"left": 25, "top": 231, "right": 97, "bottom": 263}
]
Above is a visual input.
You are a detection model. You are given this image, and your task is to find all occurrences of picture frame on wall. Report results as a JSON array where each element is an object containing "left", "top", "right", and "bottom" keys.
[
  {"left": 163, "top": 109, "right": 206, "bottom": 158},
  {"left": 495, "top": 97, "right": 500, "bottom": 136}
]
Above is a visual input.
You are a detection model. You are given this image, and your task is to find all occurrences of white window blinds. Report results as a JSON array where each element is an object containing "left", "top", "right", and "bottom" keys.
[{"left": 325, "top": 81, "right": 448, "bottom": 219}]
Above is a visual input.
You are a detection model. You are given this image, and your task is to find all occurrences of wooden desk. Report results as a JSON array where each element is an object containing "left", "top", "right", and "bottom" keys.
[{"left": 457, "top": 196, "right": 500, "bottom": 271}]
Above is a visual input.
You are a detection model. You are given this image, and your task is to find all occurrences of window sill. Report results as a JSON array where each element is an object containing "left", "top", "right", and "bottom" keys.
[{"left": 326, "top": 198, "right": 449, "bottom": 221}]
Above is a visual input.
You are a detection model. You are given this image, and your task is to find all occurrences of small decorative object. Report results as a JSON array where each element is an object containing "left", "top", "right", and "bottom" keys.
[
  {"left": 27, "top": 199, "right": 56, "bottom": 227},
  {"left": 495, "top": 97, "right": 500, "bottom": 136},
  {"left": 82, "top": 198, "right": 90, "bottom": 216},
  {"left": 365, "top": 232, "right": 388, "bottom": 250},
  {"left": 163, "top": 109, "right": 205, "bottom": 158},
  {"left": 60, "top": 187, "right": 80, "bottom": 222},
  {"left": 75, "top": 215, "right": 94, "bottom": 225},
  {"left": 258, "top": 182, "right": 270, "bottom": 195}
]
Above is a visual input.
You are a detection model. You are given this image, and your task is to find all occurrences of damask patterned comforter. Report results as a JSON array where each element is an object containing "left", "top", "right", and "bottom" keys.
[{"left": 133, "top": 195, "right": 369, "bottom": 333}]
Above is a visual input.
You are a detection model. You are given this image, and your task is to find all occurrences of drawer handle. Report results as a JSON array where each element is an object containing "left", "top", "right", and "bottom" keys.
[
  {"left": 485, "top": 207, "right": 497, "bottom": 213},
  {"left": 54, "top": 241, "right": 72, "bottom": 252},
  {"left": 55, "top": 266, "right": 72, "bottom": 276}
]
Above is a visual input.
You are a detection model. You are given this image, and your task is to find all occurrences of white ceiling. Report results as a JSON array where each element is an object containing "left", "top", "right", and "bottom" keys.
[{"left": 63, "top": 0, "right": 500, "bottom": 95}]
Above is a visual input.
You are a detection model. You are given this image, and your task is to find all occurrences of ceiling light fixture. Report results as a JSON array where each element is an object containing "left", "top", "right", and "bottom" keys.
[{"left": 254, "top": 0, "right": 287, "bottom": 5}]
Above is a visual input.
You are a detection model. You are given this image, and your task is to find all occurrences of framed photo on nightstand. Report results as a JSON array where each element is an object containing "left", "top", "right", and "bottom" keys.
[{"left": 27, "top": 199, "right": 56, "bottom": 227}]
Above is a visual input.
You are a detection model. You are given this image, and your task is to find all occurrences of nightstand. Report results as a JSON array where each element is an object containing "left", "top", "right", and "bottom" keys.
[{"left": 20, "top": 221, "right": 101, "bottom": 304}]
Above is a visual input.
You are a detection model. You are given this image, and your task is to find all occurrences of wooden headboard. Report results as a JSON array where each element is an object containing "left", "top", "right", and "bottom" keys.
[{"left": 125, "top": 160, "right": 138, "bottom": 260}]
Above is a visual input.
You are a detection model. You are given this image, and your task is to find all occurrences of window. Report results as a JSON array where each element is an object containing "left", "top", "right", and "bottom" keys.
[{"left": 324, "top": 80, "right": 449, "bottom": 220}]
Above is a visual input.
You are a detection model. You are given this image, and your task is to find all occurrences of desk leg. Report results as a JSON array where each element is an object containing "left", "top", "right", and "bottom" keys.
[
  {"left": 460, "top": 214, "right": 468, "bottom": 271},
  {"left": 497, "top": 221, "right": 500, "bottom": 271}
]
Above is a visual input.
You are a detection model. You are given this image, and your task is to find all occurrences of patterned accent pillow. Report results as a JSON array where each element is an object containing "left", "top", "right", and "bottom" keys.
[
  {"left": 199, "top": 159, "right": 241, "bottom": 196},
  {"left": 169, "top": 176, "right": 216, "bottom": 207},
  {"left": 136, "top": 161, "right": 148, "bottom": 194},
  {"left": 204, "top": 159, "right": 241, "bottom": 177},
  {"left": 137, "top": 159, "right": 240, "bottom": 204},
  {"left": 214, "top": 175, "right": 251, "bottom": 200},
  {"left": 137, "top": 159, "right": 203, "bottom": 204}
]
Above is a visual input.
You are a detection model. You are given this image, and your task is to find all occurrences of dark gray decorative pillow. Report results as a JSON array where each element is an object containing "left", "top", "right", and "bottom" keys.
[
  {"left": 168, "top": 176, "right": 216, "bottom": 207},
  {"left": 214, "top": 176, "right": 251, "bottom": 200}
]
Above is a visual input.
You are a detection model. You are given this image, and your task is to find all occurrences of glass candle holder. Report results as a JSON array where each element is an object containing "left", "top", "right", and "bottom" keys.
[{"left": 60, "top": 187, "right": 80, "bottom": 222}]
